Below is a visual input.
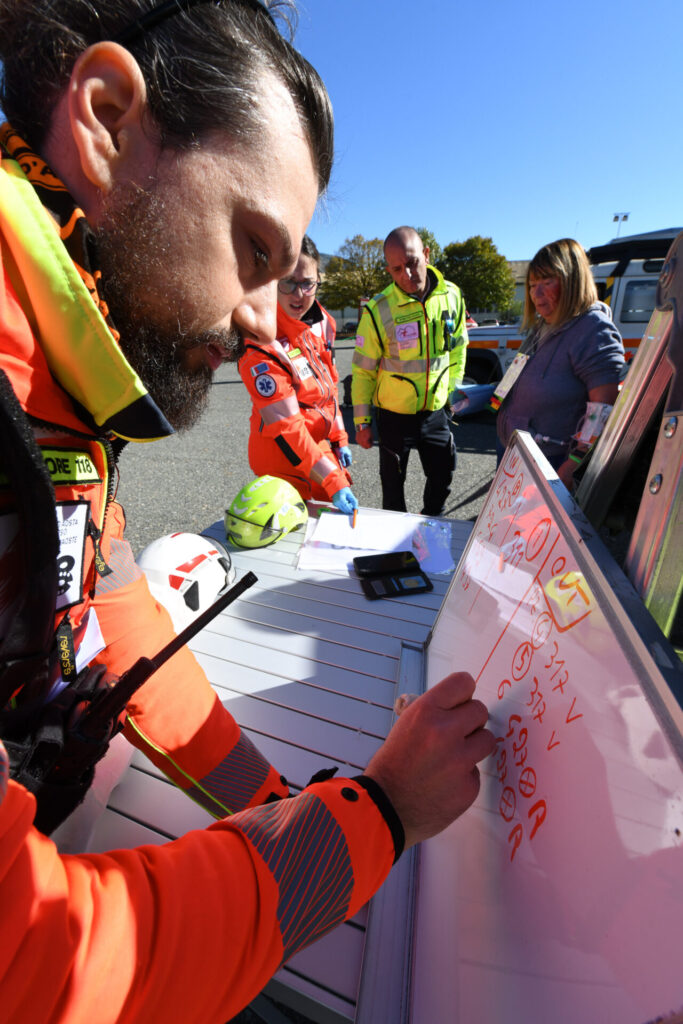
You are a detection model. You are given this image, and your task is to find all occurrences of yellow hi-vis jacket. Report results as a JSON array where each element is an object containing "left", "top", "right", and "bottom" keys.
[{"left": 351, "top": 266, "right": 468, "bottom": 424}]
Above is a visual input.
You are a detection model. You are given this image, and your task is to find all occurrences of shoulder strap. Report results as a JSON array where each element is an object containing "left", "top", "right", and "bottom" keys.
[{"left": 0, "top": 368, "right": 58, "bottom": 708}]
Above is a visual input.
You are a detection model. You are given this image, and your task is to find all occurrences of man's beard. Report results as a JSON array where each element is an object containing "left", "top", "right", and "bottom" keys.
[{"left": 93, "top": 180, "right": 244, "bottom": 431}]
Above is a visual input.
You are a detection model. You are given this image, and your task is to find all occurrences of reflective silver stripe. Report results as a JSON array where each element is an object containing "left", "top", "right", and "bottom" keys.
[
  {"left": 431, "top": 353, "right": 450, "bottom": 374},
  {"left": 190, "top": 732, "right": 272, "bottom": 815},
  {"left": 94, "top": 537, "right": 143, "bottom": 595},
  {"left": 378, "top": 353, "right": 451, "bottom": 376},
  {"left": 352, "top": 351, "right": 378, "bottom": 371},
  {"left": 311, "top": 455, "right": 337, "bottom": 485},
  {"left": 380, "top": 356, "right": 427, "bottom": 374},
  {"left": 374, "top": 294, "right": 397, "bottom": 353},
  {"left": 333, "top": 413, "right": 345, "bottom": 432},
  {"left": 259, "top": 395, "right": 299, "bottom": 424},
  {"left": 354, "top": 404, "right": 372, "bottom": 419},
  {"left": 238, "top": 791, "right": 353, "bottom": 961}
]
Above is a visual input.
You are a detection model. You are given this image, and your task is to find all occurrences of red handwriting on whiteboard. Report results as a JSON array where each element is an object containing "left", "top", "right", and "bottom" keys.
[
  {"left": 494, "top": 714, "right": 547, "bottom": 861},
  {"left": 511, "top": 641, "right": 534, "bottom": 681},
  {"left": 501, "top": 448, "right": 521, "bottom": 478},
  {"left": 526, "top": 676, "right": 546, "bottom": 723}
]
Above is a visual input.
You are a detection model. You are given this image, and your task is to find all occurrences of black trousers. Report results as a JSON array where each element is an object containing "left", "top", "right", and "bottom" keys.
[{"left": 376, "top": 406, "right": 456, "bottom": 516}]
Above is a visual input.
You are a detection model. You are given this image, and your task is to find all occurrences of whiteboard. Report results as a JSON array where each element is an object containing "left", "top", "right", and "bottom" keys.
[{"left": 412, "top": 431, "right": 683, "bottom": 1024}]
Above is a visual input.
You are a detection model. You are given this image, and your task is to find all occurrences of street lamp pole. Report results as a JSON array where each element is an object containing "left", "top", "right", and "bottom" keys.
[{"left": 613, "top": 212, "right": 630, "bottom": 237}]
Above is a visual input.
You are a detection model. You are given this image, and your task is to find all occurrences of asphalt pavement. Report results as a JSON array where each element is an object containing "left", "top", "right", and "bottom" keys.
[{"left": 116, "top": 338, "right": 499, "bottom": 558}]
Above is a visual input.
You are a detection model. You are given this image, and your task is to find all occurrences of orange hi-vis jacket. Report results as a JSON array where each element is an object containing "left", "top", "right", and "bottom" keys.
[
  {"left": 239, "top": 303, "right": 351, "bottom": 502},
  {"left": 0, "top": 145, "right": 400, "bottom": 1022}
]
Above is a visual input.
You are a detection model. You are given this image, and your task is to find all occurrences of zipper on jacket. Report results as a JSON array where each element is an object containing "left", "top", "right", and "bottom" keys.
[{"left": 420, "top": 300, "right": 430, "bottom": 410}]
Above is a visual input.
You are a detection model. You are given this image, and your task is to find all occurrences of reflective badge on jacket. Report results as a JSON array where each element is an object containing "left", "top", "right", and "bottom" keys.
[
  {"left": 292, "top": 356, "right": 313, "bottom": 380},
  {"left": 55, "top": 501, "right": 89, "bottom": 610},
  {"left": 255, "top": 373, "right": 277, "bottom": 398},
  {"left": 0, "top": 501, "right": 90, "bottom": 625},
  {"left": 40, "top": 447, "right": 101, "bottom": 485},
  {"left": 396, "top": 322, "right": 419, "bottom": 343}
]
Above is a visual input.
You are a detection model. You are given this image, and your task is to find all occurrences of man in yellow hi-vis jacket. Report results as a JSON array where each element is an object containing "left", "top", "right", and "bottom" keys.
[{"left": 352, "top": 226, "right": 469, "bottom": 515}]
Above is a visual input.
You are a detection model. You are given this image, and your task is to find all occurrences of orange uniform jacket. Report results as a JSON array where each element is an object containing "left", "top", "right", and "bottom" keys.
[
  {"left": 239, "top": 303, "right": 350, "bottom": 501},
  {"left": 0, "top": 148, "right": 399, "bottom": 1022}
]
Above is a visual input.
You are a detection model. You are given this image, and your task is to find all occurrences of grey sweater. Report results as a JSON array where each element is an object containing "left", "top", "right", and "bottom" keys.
[{"left": 496, "top": 302, "right": 625, "bottom": 463}]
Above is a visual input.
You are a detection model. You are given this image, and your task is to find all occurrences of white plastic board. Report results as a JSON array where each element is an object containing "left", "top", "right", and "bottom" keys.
[{"left": 413, "top": 432, "right": 683, "bottom": 1024}]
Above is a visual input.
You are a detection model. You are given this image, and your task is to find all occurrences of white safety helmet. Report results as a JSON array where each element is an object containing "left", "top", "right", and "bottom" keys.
[{"left": 137, "top": 532, "right": 235, "bottom": 632}]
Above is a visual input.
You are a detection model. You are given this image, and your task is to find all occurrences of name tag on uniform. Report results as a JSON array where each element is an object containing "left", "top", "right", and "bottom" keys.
[
  {"left": 492, "top": 353, "right": 529, "bottom": 403},
  {"left": 55, "top": 501, "right": 90, "bottom": 610},
  {"left": 395, "top": 322, "right": 419, "bottom": 343},
  {"left": 293, "top": 356, "right": 313, "bottom": 379}
]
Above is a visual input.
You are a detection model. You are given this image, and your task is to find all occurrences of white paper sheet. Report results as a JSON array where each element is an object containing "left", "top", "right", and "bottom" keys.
[{"left": 296, "top": 511, "right": 454, "bottom": 574}]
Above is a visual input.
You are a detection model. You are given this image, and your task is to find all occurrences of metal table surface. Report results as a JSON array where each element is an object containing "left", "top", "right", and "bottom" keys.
[{"left": 87, "top": 507, "right": 474, "bottom": 1023}]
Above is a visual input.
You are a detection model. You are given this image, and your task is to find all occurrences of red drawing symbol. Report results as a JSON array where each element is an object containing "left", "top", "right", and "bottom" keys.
[
  {"left": 511, "top": 642, "right": 533, "bottom": 681},
  {"left": 508, "top": 823, "right": 523, "bottom": 861},
  {"left": 499, "top": 786, "right": 517, "bottom": 822},
  {"left": 518, "top": 767, "right": 537, "bottom": 798}
]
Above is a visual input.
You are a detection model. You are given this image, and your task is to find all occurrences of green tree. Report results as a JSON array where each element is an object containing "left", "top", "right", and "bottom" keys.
[
  {"left": 318, "top": 235, "right": 388, "bottom": 311},
  {"left": 436, "top": 236, "right": 515, "bottom": 314},
  {"left": 416, "top": 226, "right": 442, "bottom": 267}
]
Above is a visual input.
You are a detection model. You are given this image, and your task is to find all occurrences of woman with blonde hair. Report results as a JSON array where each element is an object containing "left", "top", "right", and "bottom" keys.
[{"left": 496, "top": 237, "right": 625, "bottom": 487}]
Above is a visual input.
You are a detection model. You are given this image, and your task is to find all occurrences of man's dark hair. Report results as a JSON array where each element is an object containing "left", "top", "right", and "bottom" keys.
[{"left": 0, "top": 0, "right": 333, "bottom": 192}]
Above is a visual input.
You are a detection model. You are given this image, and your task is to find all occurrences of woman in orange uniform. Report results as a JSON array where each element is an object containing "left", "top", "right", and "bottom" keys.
[{"left": 239, "top": 236, "right": 358, "bottom": 513}]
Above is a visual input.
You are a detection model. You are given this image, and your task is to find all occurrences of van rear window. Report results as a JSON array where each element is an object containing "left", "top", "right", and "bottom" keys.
[{"left": 620, "top": 280, "right": 658, "bottom": 323}]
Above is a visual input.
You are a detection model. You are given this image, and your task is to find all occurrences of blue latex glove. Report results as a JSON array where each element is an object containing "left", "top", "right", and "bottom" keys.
[
  {"left": 337, "top": 445, "right": 353, "bottom": 468},
  {"left": 332, "top": 487, "right": 358, "bottom": 514},
  {"left": 449, "top": 387, "right": 470, "bottom": 415}
]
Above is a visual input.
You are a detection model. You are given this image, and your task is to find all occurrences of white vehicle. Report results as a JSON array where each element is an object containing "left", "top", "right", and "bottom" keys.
[{"left": 463, "top": 228, "right": 681, "bottom": 384}]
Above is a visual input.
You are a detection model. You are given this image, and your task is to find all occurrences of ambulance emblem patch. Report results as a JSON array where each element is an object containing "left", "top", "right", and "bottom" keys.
[
  {"left": 255, "top": 373, "right": 277, "bottom": 397},
  {"left": 395, "top": 322, "right": 419, "bottom": 343}
]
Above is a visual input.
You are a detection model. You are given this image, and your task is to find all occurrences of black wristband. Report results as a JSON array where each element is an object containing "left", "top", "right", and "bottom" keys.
[{"left": 352, "top": 775, "right": 405, "bottom": 863}]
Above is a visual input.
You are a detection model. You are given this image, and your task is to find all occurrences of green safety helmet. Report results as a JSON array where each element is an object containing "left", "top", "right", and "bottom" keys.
[{"left": 225, "top": 475, "right": 308, "bottom": 549}]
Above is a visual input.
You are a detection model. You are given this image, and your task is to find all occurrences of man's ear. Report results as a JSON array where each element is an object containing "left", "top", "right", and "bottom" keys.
[{"left": 68, "top": 41, "right": 156, "bottom": 193}]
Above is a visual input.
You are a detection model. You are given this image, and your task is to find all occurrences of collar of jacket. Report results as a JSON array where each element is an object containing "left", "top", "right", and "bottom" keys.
[
  {"left": 276, "top": 303, "right": 315, "bottom": 342},
  {"left": 389, "top": 264, "right": 449, "bottom": 306},
  {"left": 0, "top": 149, "right": 173, "bottom": 442},
  {"left": 300, "top": 300, "right": 325, "bottom": 328}
]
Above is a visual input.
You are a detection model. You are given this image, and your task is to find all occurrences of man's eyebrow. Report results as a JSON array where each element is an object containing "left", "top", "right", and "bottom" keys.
[{"left": 266, "top": 216, "right": 296, "bottom": 272}]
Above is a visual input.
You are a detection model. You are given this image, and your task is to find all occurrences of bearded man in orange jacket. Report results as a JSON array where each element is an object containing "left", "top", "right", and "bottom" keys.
[{"left": 0, "top": 2, "right": 495, "bottom": 1022}]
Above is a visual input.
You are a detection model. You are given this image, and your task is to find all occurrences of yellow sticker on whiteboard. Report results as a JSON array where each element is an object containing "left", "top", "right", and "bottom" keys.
[{"left": 543, "top": 567, "right": 595, "bottom": 632}]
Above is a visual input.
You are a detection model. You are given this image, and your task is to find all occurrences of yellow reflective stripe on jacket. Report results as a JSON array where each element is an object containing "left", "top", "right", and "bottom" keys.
[{"left": 0, "top": 157, "right": 169, "bottom": 440}]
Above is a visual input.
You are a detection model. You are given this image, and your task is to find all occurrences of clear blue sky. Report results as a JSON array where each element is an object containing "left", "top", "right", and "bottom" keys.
[{"left": 295, "top": 0, "right": 683, "bottom": 261}]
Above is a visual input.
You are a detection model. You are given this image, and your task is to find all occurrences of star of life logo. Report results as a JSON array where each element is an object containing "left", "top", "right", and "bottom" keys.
[{"left": 255, "top": 373, "right": 277, "bottom": 397}]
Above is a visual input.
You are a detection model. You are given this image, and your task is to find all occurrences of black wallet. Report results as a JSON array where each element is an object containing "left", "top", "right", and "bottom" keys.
[{"left": 352, "top": 550, "right": 433, "bottom": 600}]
